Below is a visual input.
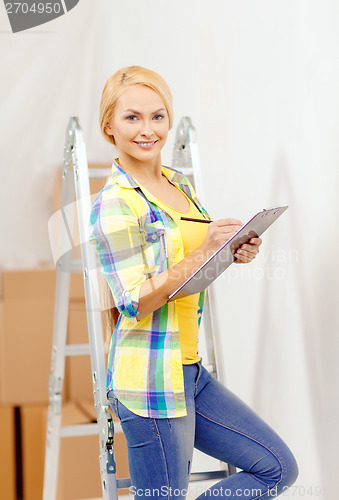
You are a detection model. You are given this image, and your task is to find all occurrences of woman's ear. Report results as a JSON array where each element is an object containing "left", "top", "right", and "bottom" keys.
[{"left": 105, "top": 122, "right": 113, "bottom": 136}]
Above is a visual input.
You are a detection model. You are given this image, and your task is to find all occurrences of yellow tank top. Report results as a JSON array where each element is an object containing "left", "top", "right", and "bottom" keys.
[{"left": 153, "top": 184, "right": 209, "bottom": 364}]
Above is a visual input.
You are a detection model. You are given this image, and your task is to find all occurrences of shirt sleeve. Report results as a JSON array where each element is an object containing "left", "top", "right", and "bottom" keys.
[{"left": 88, "top": 188, "right": 146, "bottom": 321}]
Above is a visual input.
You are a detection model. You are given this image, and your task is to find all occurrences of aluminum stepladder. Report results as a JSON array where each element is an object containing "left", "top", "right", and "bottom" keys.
[{"left": 43, "top": 116, "right": 235, "bottom": 500}]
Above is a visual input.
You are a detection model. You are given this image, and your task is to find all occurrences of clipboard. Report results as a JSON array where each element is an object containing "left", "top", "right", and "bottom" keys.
[{"left": 168, "top": 205, "right": 288, "bottom": 301}]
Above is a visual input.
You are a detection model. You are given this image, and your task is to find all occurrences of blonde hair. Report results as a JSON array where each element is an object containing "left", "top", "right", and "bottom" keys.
[{"left": 99, "top": 65, "right": 174, "bottom": 146}]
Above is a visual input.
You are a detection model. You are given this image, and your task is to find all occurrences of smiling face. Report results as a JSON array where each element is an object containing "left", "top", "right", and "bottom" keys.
[{"left": 104, "top": 85, "right": 170, "bottom": 169}]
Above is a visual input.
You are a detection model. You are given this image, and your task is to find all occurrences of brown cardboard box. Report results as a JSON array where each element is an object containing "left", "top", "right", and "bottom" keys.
[
  {"left": 0, "top": 268, "right": 84, "bottom": 405},
  {"left": 21, "top": 405, "right": 54, "bottom": 500},
  {"left": 0, "top": 268, "right": 56, "bottom": 405},
  {"left": 0, "top": 407, "right": 16, "bottom": 500},
  {"left": 21, "top": 402, "right": 91, "bottom": 500},
  {"left": 0, "top": 267, "right": 85, "bottom": 304},
  {"left": 21, "top": 400, "right": 130, "bottom": 500}
]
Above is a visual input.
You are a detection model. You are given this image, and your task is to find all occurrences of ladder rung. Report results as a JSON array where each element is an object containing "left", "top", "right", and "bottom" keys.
[
  {"left": 189, "top": 470, "right": 228, "bottom": 482},
  {"left": 117, "top": 477, "right": 132, "bottom": 489},
  {"left": 61, "top": 423, "right": 99, "bottom": 437},
  {"left": 60, "top": 422, "right": 123, "bottom": 437},
  {"left": 114, "top": 470, "right": 228, "bottom": 491},
  {"left": 88, "top": 167, "right": 111, "bottom": 179},
  {"left": 65, "top": 344, "right": 90, "bottom": 356}
]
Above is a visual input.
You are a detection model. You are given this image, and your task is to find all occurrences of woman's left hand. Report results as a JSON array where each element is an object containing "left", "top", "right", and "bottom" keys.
[{"left": 234, "top": 237, "right": 262, "bottom": 263}]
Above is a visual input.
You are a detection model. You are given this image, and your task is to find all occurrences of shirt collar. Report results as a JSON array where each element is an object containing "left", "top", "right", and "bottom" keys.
[{"left": 110, "top": 158, "right": 190, "bottom": 190}]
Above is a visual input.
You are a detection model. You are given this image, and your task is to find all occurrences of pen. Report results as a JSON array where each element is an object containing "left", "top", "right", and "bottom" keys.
[{"left": 180, "top": 217, "right": 212, "bottom": 223}]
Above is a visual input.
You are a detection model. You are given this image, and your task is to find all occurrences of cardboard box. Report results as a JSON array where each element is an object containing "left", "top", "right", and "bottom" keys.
[
  {"left": 0, "top": 295, "right": 54, "bottom": 406},
  {"left": 0, "top": 407, "right": 16, "bottom": 500},
  {"left": 21, "top": 400, "right": 130, "bottom": 500},
  {"left": 21, "top": 405, "right": 55, "bottom": 500},
  {"left": 0, "top": 268, "right": 84, "bottom": 405},
  {"left": 0, "top": 267, "right": 84, "bottom": 302}
]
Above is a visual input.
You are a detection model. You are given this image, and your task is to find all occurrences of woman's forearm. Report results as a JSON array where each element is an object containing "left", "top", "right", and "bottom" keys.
[
  {"left": 136, "top": 246, "right": 209, "bottom": 320},
  {"left": 136, "top": 220, "right": 262, "bottom": 321}
]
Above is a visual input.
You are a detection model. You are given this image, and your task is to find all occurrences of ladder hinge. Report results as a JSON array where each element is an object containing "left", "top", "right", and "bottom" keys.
[
  {"left": 106, "top": 415, "right": 115, "bottom": 474},
  {"left": 106, "top": 415, "right": 114, "bottom": 446},
  {"left": 106, "top": 448, "right": 116, "bottom": 474}
]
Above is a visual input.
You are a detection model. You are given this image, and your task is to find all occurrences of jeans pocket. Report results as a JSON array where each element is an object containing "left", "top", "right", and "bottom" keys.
[
  {"left": 194, "top": 360, "right": 202, "bottom": 396},
  {"left": 107, "top": 391, "right": 120, "bottom": 420}
]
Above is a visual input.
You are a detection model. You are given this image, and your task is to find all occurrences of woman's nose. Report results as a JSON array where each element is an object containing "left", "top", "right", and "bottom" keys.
[{"left": 140, "top": 120, "right": 154, "bottom": 137}]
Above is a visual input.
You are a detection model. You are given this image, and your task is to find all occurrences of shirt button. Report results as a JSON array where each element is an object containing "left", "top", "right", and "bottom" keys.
[
  {"left": 151, "top": 234, "right": 157, "bottom": 241},
  {"left": 124, "top": 291, "right": 130, "bottom": 297}
]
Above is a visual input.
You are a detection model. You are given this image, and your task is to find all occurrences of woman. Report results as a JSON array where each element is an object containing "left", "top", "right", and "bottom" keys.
[{"left": 89, "top": 65, "right": 298, "bottom": 499}]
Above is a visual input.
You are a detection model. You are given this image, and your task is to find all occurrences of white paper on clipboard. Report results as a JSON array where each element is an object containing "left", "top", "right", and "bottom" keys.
[{"left": 167, "top": 205, "right": 288, "bottom": 301}]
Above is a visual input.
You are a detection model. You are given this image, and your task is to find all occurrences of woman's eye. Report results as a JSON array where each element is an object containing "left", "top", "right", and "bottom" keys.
[{"left": 126, "top": 114, "right": 164, "bottom": 121}]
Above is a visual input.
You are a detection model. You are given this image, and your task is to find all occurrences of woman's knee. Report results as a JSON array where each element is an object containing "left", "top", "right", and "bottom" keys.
[
  {"left": 265, "top": 446, "right": 299, "bottom": 492},
  {"left": 252, "top": 443, "right": 298, "bottom": 492},
  {"left": 281, "top": 447, "right": 299, "bottom": 488}
]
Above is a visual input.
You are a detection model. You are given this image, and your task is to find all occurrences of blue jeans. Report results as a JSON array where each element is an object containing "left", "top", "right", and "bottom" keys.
[{"left": 108, "top": 359, "right": 298, "bottom": 499}]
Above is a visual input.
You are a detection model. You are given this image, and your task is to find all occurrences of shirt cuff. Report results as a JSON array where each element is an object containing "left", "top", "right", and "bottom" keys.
[{"left": 116, "top": 282, "right": 144, "bottom": 320}]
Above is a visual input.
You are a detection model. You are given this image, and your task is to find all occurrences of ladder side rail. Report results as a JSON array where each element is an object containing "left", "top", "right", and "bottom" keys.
[
  {"left": 202, "top": 287, "right": 226, "bottom": 386},
  {"left": 43, "top": 125, "right": 78, "bottom": 500},
  {"left": 72, "top": 124, "right": 107, "bottom": 406},
  {"left": 71, "top": 118, "right": 119, "bottom": 499}
]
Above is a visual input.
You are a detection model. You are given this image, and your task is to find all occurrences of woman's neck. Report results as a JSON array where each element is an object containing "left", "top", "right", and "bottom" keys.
[{"left": 116, "top": 152, "right": 163, "bottom": 183}]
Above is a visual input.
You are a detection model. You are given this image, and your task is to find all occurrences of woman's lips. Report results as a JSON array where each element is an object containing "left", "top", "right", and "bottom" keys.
[{"left": 133, "top": 140, "right": 157, "bottom": 149}]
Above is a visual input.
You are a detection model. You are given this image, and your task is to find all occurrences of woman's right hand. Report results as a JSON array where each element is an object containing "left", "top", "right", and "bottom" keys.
[
  {"left": 199, "top": 218, "right": 243, "bottom": 257},
  {"left": 138, "top": 218, "right": 243, "bottom": 316}
]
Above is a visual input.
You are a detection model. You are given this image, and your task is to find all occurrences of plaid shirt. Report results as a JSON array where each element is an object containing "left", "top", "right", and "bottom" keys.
[{"left": 89, "top": 159, "right": 211, "bottom": 418}]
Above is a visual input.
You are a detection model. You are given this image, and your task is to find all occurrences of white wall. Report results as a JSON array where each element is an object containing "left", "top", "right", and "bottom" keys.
[{"left": 1, "top": 1, "right": 338, "bottom": 498}]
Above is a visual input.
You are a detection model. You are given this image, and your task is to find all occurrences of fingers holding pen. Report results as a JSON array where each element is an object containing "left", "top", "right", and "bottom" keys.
[
  {"left": 200, "top": 218, "right": 243, "bottom": 255},
  {"left": 213, "top": 218, "right": 243, "bottom": 227},
  {"left": 212, "top": 218, "right": 243, "bottom": 233}
]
